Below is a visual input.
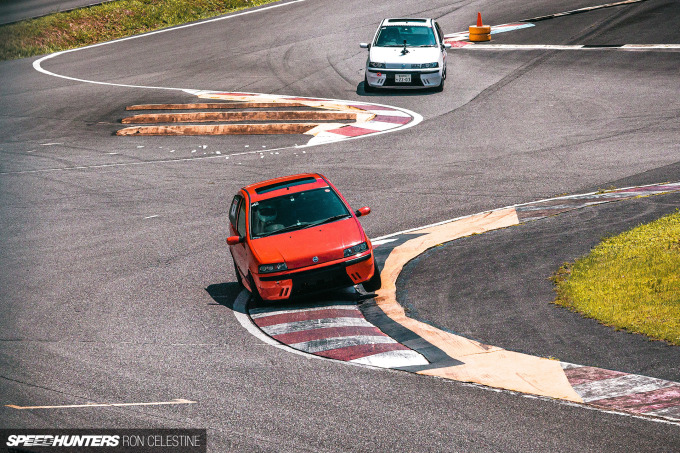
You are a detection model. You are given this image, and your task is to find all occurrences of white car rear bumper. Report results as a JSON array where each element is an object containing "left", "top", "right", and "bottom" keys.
[{"left": 365, "top": 69, "right": 443, "bottom": 89}]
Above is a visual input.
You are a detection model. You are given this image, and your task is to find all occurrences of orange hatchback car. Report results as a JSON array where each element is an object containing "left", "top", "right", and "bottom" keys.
[{"left": 227, "top": 174, "right": 381, "bottom": 301}]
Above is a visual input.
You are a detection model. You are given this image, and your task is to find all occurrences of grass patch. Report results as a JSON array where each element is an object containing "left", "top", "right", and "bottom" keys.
[
  {"left": 0, "top": 0, "right": 276, "bottom": 61},
  {"left": 552, "top": 210, "right": 680, "bottom": 345}
]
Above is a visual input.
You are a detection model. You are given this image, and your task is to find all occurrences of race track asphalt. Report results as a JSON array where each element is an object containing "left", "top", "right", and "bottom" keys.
[{"left": 1, "top": 0, "right": 678, "bottom": 451}]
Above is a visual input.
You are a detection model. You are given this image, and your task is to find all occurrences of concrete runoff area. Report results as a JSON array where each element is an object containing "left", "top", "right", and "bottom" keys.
[
  {"left": 125, "top": 103, "right": 307, "bottom": 110},
  {"left": 116, "top": 123, "right": 323, "bottom": 135}
]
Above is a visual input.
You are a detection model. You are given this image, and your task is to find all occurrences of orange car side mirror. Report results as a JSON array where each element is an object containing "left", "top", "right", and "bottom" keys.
[
  {"left": 226, "top": 235, "right": 244, "bottom": 245},
  {"left": 355, "top": 206, "right": 371, "bottom": 217}
]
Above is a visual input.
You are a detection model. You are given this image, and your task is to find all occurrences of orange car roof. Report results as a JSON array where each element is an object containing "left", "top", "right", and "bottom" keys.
[{"left": 244, "top": 173, "right": 329, "bottom": 201}]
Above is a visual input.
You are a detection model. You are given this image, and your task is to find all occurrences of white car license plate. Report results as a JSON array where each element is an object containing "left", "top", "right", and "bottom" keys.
[{"left": 395, "top": 74, "right": 411, "bottom": 83}]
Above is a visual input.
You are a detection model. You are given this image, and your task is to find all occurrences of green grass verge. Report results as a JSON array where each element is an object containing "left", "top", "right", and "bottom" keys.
[
  {"left": 0, "top": 0, "right": 277, "bottom": 61},
  {"left": 552, "top": 210, "right": 680, "bottom": 345}
]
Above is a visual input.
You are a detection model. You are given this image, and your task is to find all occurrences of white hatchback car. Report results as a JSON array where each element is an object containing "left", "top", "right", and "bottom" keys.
[{"left": 360, "top": 18, "right": 451, "bottom": 92}]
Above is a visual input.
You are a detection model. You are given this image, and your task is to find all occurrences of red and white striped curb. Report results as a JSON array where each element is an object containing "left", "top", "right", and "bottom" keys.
[
  {"left": 515, "top": 182, "right": 680, "bottom": 222},
  {"left": 190, "top": 90, "right": 422, "bottom": 146},
  {"left": 442, "top": 2, "right": 676, "bottom": 51},
  {"left": 249, "top": 302, "right": 428, "bottom": 368},
  {"left": 562, "top": 363, "right": 680, "bottom": 420},
  {"left": 309, "top": 105, "right": 415, "bottom": 145}
]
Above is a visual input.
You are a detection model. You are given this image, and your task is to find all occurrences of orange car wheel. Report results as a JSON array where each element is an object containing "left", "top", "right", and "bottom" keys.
[
  {"left": 248, "top": 274, "right": 263, "bottom": 302},
  {"left": 362, "top": 260, "right": 382, "bottom": 292},
  {"left": 233, "top": 258, "right": 243, "bottom": 288}
]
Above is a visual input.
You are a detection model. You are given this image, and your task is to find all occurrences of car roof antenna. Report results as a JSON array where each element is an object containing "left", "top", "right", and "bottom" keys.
[{"left": 401, "top": 40, "right": 409, "bottom": 55}]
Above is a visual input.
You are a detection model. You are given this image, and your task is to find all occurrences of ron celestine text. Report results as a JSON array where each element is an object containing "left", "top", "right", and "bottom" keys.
[
  {"left": 1, "top": 429, "right": 207, "bottom": 452},
  {"left": 124, "top": 433, "right": 202, "bottom": 448}
]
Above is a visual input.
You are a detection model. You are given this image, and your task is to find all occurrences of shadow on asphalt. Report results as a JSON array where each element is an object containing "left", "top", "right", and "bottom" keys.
[
  {"left": 356, "top": 82, "right": 442, "bottom": 96},
  {"left": 205, "top": 279, "right": 459, "bottom": 371},
  {"left": 205, "top": 281, "right": 372, "bottom": 313},
  {"left": 205, "top": 282, "right": 243, "bottom": 312}
]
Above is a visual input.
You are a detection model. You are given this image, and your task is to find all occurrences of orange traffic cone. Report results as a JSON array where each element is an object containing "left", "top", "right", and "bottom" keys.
[{"left": 469, "top": 12, "right": 491, "bottom": 42}]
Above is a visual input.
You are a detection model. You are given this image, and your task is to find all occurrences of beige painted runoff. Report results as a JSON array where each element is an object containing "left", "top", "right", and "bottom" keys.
[{"left": 375, "top": 208, "right": 584, "bottom": 402}]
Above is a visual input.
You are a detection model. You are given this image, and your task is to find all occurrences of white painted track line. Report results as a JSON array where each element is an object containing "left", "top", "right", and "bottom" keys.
[
  {"left": 33, "top": 0, "right": 307, "bottom": 91},
  {"left": 455, "top": 44, "right": 680, "bottom": 51},
  {"left": 351, "top": 350, "right": 429, "bottom": 368},
  {"left": 6, "top": 398, "right": 196, "bottom": 410}
]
